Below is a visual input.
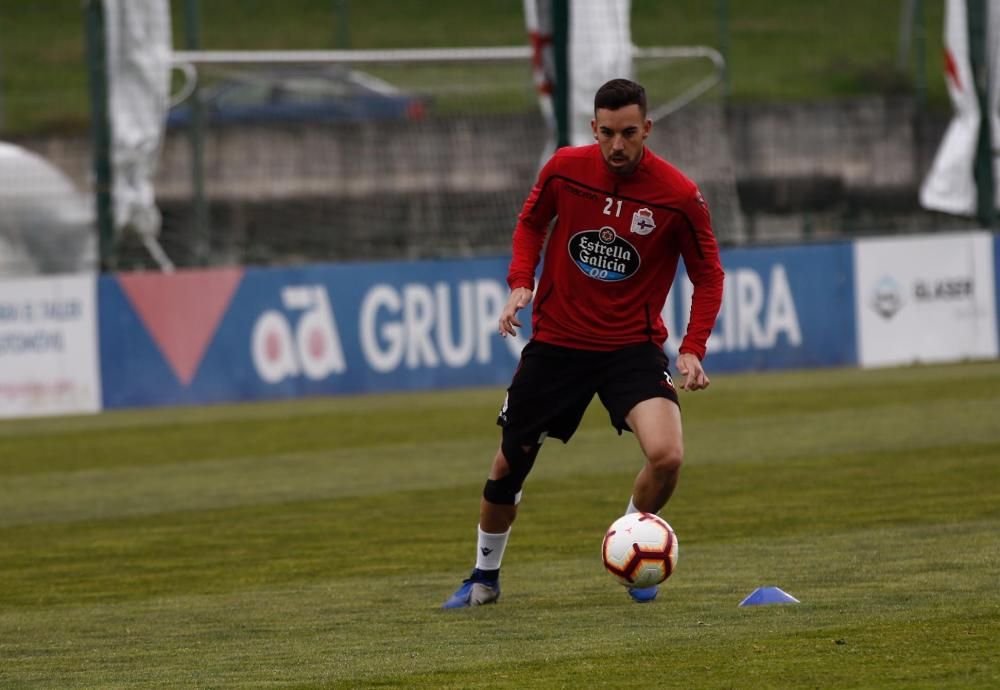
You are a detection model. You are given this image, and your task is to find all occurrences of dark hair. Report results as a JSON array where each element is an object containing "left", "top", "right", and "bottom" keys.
[{"left": 594, "top": 79, "right": 647, "bottom": 117}]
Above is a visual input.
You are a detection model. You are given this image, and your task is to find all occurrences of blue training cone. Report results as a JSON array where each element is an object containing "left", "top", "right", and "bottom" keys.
[{"left": 738, "top": 586, "right": 800, "bottom": 607}]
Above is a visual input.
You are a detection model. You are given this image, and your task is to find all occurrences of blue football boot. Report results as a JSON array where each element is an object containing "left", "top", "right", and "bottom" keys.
[
  {"left": 628, "top": 585, "right": 658, "bottom": 603},
  {"left": 442, "top": 569, "right": 501, "bottom": 609}
]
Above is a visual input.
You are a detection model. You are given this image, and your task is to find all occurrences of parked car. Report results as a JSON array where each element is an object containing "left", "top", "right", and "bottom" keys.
[{"left": 167, "top": 67, "right": 428, "bottom": 127}]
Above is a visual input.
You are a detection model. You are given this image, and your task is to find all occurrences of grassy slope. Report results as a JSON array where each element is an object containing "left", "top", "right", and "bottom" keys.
[
  {"left": 0, "top": 0, "right": 945, "bottom": 135},
  {"left": 0, "top": 360, "right": 997, "bottom": 688}
]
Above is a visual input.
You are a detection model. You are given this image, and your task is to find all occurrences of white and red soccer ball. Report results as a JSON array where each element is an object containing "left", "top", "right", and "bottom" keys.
[{"left": 602, "top": 512, "right": 678, "bottom": 588}]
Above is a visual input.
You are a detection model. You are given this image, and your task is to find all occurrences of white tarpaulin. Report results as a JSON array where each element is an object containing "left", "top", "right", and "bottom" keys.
[
  {"left": 0, "top": 142, "right": 96, "bottom": 277},
  {"left": 919, "top": 0, "right": 1000, "bottom": 215},
  {"left": 524, "top": 0, "right": 632, "bottom": 152},
  {"left": 103, "top": 0, "right": 174, "bottom": 270}
]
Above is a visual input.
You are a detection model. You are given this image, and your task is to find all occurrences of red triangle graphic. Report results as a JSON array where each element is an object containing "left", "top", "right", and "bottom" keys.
[{"left": 118, "top": 267, "right": 244, "bottom": 386}]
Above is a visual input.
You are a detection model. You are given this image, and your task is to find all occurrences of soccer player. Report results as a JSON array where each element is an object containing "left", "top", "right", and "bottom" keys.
[{"left": 443, "top": 79, "right": 724, "bottom": 607}]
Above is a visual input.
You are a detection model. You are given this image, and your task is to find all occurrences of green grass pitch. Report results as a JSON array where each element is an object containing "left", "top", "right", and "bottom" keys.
[{"left": 1, "top": 360, "right": 998, "bottom": 688}]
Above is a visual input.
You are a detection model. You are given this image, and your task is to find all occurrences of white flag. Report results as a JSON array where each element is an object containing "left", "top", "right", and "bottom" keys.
[
  {"left": 524, "top": 0, "right": 633, "bottom": 154},
  {"left": 568, "top": 0, "right": 632, "bottom": 146},
  {"left": 104, "top": 0, "right": 174, "bottom": 270},
  {"left": 920, "top": 0, "right": 1000, "bottom": 216}
]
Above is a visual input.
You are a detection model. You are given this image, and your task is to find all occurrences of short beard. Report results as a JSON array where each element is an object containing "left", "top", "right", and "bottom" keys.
[{"left": 605, "top": 156, "right": 638, "bottom": 176}]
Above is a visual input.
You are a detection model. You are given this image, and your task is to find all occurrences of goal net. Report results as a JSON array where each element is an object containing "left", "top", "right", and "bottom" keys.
[{"left": 148, "top": 45, "right": 742, "bottom": 269}]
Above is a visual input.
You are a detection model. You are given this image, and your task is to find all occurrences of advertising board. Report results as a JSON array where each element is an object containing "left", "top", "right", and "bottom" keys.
[
  {"left": 100, "top": 259, "right": 526, "bottom": 408},
  {"left": 854, "top": 232, "right": 998, "bottom": 367},
  {"left": 0, "top": 274, "right": 101, "bottom": 418},
  {"left": 97, "top": 234, "right": 999, "bottom": 411},
  {"left": 664, "top": 242, "right": 857, "bottom": 371}
]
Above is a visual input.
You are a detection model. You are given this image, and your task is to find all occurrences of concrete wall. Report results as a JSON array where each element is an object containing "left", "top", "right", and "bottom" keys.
[{"left": 16, "top": 97, "right": 957, "bottom": 265}]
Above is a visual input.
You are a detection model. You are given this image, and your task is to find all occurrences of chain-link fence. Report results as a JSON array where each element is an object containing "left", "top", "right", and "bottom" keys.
[{"left": 0, "top": 0, "right": 970, "bottom": 276}]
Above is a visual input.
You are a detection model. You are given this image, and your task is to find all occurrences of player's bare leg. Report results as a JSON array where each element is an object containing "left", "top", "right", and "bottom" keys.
[
  {"left": 619, "top": 397, "right": 682, "bottom": 603},
  {"left": 626, "top": 397, "right": 684, "bottom": 513}
]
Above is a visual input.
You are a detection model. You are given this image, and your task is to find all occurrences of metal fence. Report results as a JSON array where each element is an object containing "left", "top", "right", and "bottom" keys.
[{"left": 0, "top": 0, "right": 974, "bottom": 277}]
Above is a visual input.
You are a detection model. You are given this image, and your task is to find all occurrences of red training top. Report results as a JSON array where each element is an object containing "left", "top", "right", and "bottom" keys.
[{"left": 507, "top": 143, "right": 724, "bottom": 360}]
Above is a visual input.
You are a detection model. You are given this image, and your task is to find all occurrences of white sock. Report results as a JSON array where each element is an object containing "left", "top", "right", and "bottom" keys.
[
  {"left": 625, "top": 496, "right": 640, "bottom": 515},
  {"left": 475, "top": 525, "right": 511, "bottom": 571}
]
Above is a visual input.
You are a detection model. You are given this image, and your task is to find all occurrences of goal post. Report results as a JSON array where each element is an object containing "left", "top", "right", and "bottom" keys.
[
  {"left": 153, "top": 44, "right": 741, "bottom": 268},
  {"left": 171, "top": 45, "right": 725, "bottom": 123}
]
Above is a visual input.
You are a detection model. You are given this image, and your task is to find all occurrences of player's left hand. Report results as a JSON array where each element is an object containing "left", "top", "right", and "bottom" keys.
[{"left": 676, "top": 352, "right": 710, "bottom": 391}]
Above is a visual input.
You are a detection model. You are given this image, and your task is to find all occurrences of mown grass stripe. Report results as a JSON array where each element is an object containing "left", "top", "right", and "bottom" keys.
[{"left": 0, "top": 361, "right": 997, "bottom": 687}]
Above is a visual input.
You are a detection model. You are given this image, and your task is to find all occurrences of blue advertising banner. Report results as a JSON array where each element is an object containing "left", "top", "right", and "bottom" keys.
[
  {"left": 663, "top": 242, "right": 857, "bottom": 372},
  {"left": 996, "top": 233, "right": 1000, "bottom": 347},
  {"left": 100, "top": 258, "right": 527, "bottom": 409},
  {"left": 100, "top": 243, "right": 859, "bottom": 410}
]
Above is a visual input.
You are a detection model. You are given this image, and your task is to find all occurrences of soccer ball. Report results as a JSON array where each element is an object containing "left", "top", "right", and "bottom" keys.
[{"left": 601, "top": 512, "right": 678, "bottom": 588}]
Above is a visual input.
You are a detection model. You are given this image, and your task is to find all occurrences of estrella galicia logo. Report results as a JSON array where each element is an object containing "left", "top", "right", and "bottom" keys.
[
  {"left": 568, "top": 227, "right": 641, "bottom": 282},
  {"left": 871, "top": 275, "right": 904, "bottom": 320}
]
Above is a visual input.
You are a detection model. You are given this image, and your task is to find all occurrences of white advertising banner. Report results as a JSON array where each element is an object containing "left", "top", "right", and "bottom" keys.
[
  {"left": 854, "top": 232, "right": 998, "bottom": 367},
  {"left": 0, "top": 274, "right": 102, "bottom": 418}
]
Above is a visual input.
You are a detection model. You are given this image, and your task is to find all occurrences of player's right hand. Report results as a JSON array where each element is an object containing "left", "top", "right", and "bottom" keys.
[{"left": 499, "top": 287, "right": 533, "bottom": 337}]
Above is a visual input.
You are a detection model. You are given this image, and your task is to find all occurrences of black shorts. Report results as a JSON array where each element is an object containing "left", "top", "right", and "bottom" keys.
[{"left": 496, "top": 340, "right": 679, "bottom": 447}]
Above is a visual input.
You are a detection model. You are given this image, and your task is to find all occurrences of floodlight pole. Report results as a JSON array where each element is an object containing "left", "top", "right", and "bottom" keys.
[
  {"left": 334, "top": 0, "right": 351, "bottom": 49},
  {"left": 716, "top": 0, "right": 731, "bottom": 100},
  {"left": 184, "top": 0, "right": 211, "bottom": 265},
  {"left": 551, "top": 0, "right": 570, "bottom": 149},
  {"left": 83, "top": 0, "right": 116, "bottom": 272},
  {"left": 968, "top": 0, "right": 995, "bottom": 228},
  {"left": 913, "top": 0, "right": 928, "bottom": 108}
]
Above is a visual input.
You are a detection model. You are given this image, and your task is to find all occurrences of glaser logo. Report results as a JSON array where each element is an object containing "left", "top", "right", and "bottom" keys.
[
  {"left": 871, "top": 276, "right": 904, "bottom": 319},
  {"left": 914, "top": 278, "right": 973, "bottom": 301},
  {"left": 869, "top": 275, "right": 975, "bottom": 320}
]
